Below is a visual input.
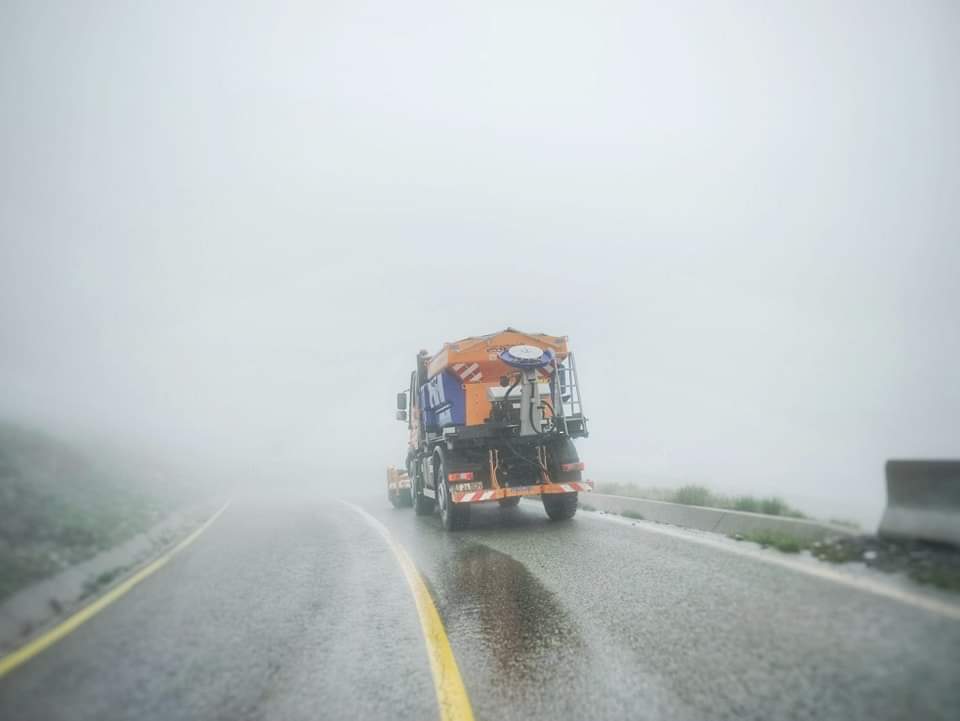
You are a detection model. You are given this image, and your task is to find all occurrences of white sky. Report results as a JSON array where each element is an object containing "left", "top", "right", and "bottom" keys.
[{"left": 2, "top": 1, "right": 958, "bottom": 527}]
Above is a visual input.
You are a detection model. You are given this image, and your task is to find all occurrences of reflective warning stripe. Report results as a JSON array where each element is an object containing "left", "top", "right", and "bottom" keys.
[
  {"left": 451, "top": 362, "right": 483, "bottom": 383},
  {"left": 451, "top": 480, "right": 593, "bottom": 503}
]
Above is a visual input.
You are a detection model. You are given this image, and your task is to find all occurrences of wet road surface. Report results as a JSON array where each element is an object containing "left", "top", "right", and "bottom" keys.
[{"left": 2, "top": 490, "right": 958, "bottom": 720}]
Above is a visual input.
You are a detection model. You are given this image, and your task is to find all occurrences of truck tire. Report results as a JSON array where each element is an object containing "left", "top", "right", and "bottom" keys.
[
  {"left": 412, "top": 461, "right": 435, "bottom": 516},
  {"left": 398, "top": 488, "right": 413, "bottom": 507},
  {"left": 498, "top": 496, "right": 521, "bottom": 509},
  {"left": 436, "top": 451, "right": 470, "bottom": 531},
  {"left": 543, "top": 492, "right": 578, "bottom": 521}
]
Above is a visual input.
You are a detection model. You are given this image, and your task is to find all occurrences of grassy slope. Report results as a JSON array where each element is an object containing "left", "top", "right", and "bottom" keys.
[{"left": 0, "top": 423, "right": 187, "bottom": 602}]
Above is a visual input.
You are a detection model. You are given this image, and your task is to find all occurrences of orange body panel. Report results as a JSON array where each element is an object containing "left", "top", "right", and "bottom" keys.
[
  {"left": 421, "top": 328, "right": 570, "bottom": 429},
  {"left": 423, "top": 328, "right": 568, "bottom": 428},
  {"left": 464, "top": 383, "right": 491, "bottom": 426}
]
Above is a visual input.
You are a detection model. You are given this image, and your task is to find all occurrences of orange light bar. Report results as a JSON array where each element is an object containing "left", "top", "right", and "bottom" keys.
[
  {"left": 560, "top": 462, "right": 585, "bottom": 472},
  {"left": 448, "top": 471, "right": 475, "bottom": 481}
]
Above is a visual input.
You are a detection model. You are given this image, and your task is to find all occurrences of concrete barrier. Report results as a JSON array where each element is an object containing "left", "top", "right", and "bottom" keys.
[
  {"left": 581, "top": 493, "right": 856, "bottom": 542},
  {"left": 879, "top": 460, "right": 960, "bottom": 546}
]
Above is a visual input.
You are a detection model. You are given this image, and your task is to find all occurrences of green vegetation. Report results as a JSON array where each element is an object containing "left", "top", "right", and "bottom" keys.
[
  {"left": 735, "top": 529, "right": 808, "bottom": 553},
  {"left": 672, "top": 484, "right": 712, "bottom": 507},
  {"left": 810, "top": 538, "right": 960, "bottom": 593},
  {"left": 908, "top": 566, "right": 960, "bottom": 593},
  {"left": 81, "top": 565, "right": 130, "bottom": 598},
  {"left": 809, "top": 541, "right": 859, "bottom": 563},
  {"left": 736, "top": 533, "right": 960, "bottom": 594},
  {"left": 620, "top": 509, "right": 645, "bottom": 520},
  {"left": 579, "top": 503, "right": 596, "bottom": 512},
  {"left": 0, "top": 422, "right": 187, "bottom": 602},
  {"left": 596, "top": 482, "right": 807, "bottom": 519}
]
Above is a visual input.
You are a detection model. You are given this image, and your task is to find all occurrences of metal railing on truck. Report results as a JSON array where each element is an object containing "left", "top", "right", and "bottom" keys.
[{"left": 552, "top": 352, "right": 587, "bottom": 437}]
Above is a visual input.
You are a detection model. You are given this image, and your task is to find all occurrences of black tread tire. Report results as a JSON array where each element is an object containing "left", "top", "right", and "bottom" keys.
[
  {"left": 398, "top": 488, "right": 413, "bottom": 507},
  {"left": 436, "top": 452, "right": 470, "bottom": 531},
  {"left": 543, "top": 492, "right": 578, "bottom": 521},
  {"left": 412, "top": 461, "right": 435, "bottom": 516},
  {"left": 498, "top": 496, "right": 521, "bottom": 509}
]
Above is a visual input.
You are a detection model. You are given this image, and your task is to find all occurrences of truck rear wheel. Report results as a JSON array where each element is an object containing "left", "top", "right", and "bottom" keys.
[
  {"left": 412, "top": 462, "right": 435, "bottom": 516},
  {"left": 436, "top": 452, "right": 470, "bottom": 531},
  {"left": 543, "top": 492, "right": 578, "bottom": 521},
  {"left": 398, "top": 488, "right": 412, "bottom": 507}
]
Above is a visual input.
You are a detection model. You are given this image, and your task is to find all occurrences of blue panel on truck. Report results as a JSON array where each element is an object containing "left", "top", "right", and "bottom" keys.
[{"left": 420, "top": 371, "right": 465, "bottom": 430}]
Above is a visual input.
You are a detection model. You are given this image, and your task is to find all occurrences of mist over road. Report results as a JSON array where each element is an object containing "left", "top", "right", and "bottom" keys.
[{"left": 2, "top": 490, "right": 957, "bottom": 721}]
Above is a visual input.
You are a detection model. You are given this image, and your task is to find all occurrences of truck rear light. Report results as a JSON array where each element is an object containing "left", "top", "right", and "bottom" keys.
[
  {"left": 451, "top": 481, "right": 482, "bottom": 493},
  {"left": 448, "top": 471, "right": 475, "bottom": 481},
  {"left": 560, "top": 462, "right": 585, "bottom": 472}
]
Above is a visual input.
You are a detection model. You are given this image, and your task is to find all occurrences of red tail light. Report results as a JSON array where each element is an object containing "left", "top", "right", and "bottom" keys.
[
  {"left": 448, "top": 471, "right": 475, "bottom": 481},
  {"left": 560, "top": 462, "right": 585, "bottom": 472}
]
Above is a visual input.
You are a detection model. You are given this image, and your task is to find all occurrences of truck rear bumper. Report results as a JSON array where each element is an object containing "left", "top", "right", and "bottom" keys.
[
  {"left": 451, "top": 480, "right": 593, "bottom": 504},
  {"left": 388, "top": 479, "right": 411, "bottom": 491}
]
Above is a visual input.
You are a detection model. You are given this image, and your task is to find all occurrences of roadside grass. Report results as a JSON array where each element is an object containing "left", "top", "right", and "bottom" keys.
[
  {"left": 597, "top": 479, "right": 959, "bottom": 594},
  {"left": 909, "top": 565, "right": 960, "bottom": 593},
  {"left": 0, "top": 483, "right": 166, "bottom": 601},
  {"left": 80, "top": 564, "right": 131, "bottom": 599},
  {"left": 579, "top": 503, "right": 596, "bottom": 512},
  {"left": 810, "top": 537, "right": 960, "bottom": 593},
  {"left": 596, "top": 481, "right": 807, "bottom": 519},
  {"left": 620, "top": 509, "right": 645, "bottom": 520},
  {"left": 809, "top": 541, "right": 859, "bottom": 563},
  {"left": 734, "top": 529, "right": 808, "bottom": 553},
  {"left": 0, "top": 422, "right": 187, "bottom": 603},
  {"left": 734, "top": 532, "right": 960, "bottom": 593}
]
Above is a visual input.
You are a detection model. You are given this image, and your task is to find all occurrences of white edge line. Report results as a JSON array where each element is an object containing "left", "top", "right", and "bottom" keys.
[
  {"left": 339, "top": 500, "right": 395, "bottom": 546},
  {"left": 585, "top": 509, "right": 960, "bottom": 621}
]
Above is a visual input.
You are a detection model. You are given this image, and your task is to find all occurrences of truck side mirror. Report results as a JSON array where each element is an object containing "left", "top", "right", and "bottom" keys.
[
  {"left": 397, "top": 392, "right": 407, "bottom": 410},
  {"left": 396, "top": 410, "right": 408, "bottom": 421}
]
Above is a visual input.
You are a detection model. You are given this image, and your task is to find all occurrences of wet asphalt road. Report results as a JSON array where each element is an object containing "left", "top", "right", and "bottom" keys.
[{"left": 1, "top": 490, "right": 959, "bottom": 721}]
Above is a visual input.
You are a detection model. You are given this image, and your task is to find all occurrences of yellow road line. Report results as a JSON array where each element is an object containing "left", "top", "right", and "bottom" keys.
[
  {"left": 341, "top": 501, "right": 475, "bottom": 721},
  {"left": 0, "top": 500, "right": 232, "bottom": 680}
]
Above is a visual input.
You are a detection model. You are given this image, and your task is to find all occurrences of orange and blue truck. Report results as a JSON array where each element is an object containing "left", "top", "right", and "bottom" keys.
[{"left": 392, "top": 328, "right": 591, "bottom": 530}]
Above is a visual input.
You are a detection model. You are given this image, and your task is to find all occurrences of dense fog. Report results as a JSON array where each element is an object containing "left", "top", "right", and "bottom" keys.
[{"left": 2, "top": 1, "right": 958, "bottom": 526}]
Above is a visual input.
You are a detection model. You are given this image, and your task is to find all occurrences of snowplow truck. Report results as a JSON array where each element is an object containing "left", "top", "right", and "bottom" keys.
[{"left": 393, "top": 328, "right": 591, "bottom": 530}]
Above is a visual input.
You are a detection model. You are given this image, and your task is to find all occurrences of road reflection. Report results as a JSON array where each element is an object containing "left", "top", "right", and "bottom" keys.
[{"left": 437, "top": 543, "right": 583, "bottom": 681}]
